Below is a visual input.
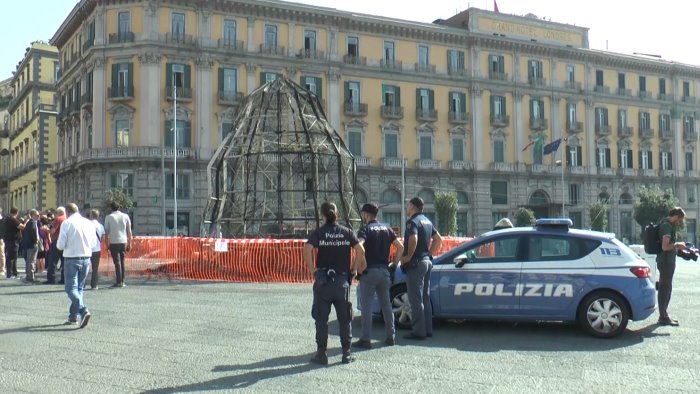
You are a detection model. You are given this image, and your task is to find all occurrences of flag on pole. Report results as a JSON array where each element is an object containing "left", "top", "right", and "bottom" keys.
[
  {"left": 543, "top": 138, "right": 563, "bottom": 155},
  {"left": 494, "top": 0, "right": 500, "bottom": 12},
  {"left": 522, "top": 135, "right": 543, "bottom": 152}
]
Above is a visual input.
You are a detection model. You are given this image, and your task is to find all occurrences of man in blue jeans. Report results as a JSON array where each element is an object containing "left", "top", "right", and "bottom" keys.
[{"left": 57, "top": 203, "right": 99, "bottom": 328}]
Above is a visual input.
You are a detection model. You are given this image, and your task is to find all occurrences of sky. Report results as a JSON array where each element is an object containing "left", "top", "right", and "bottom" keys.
[{"left": 1, "top": 0, "right": 698, "bottom": 81}]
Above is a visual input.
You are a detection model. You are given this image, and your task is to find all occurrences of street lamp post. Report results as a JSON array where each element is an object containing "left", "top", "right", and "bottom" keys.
[
  {"left": 173, "top": 85, "right": 178, "bottom": 235},
  {"left": 555, "top": 138, "right": 567, "bottom": 218}
]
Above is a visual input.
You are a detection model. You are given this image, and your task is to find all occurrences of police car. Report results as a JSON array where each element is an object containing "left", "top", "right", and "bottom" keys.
[{"left": 382, "top": 219, "right": 656, "bottom": 338}]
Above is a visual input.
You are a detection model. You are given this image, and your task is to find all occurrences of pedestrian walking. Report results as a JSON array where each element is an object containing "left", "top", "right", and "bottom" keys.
[
  {"left": 353, "top": 203, "right": 403, "bottom": 349},
  {"left": 400, "top": 197, "right": 442, "bottom": 340},
  {"left": 56, "top": 203, "right": 99, "bottom": 328},
  {"left": 656, "top": 206, "right": 687, "bottom": 326},
  {"left": 21, "top": 210, "right": 41, "bottom": 283},
  {"left": 104, "top": 202, "right": 133, "bottom": 287},
  {"left": 303, "top": 202, "right": 365, "bottom": 365},
  {"left": 0, "top": 208, "right": 6, "bottom": 277},
  {"left": 89, "top": 209, "right": 105, "bottom": 290},
  {"left": 45, "top": 207, "right": 66, "bottom": 284},
  {"left": 4, "top": 207, "right": 22, "bottom": 279}
]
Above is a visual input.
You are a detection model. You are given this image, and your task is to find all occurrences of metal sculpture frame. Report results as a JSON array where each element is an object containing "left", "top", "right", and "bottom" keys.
[{"left": 203, "top": 77, "right": 360, "bottom": 238}]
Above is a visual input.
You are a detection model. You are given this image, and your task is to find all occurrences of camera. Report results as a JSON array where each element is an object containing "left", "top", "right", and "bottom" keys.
[{"left": 677, "top": 243, "right": 700, "bottom": 262}]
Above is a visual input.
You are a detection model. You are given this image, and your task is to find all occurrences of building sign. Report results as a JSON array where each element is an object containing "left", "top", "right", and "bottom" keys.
[{"left": 477, "top": 17, "right": 584, "bottom": 47}]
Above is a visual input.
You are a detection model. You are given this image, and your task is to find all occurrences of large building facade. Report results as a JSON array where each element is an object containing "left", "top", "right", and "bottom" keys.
[
  {"left": 51, "top": 0, "right": 700, "bottom": 240},
  {"left": 6, "top": 42, "right": 59, "bottom": 212}
]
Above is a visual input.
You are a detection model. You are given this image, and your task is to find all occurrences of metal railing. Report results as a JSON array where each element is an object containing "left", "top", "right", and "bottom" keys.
[
  {"left": 108, "top": 85, "right": 134, "bottom": 100},
  {"left": 380, "top": 105, "right": 404, "bottom": 119},
  {"left": 165, "top": 86, "right": 193, "bottom": 100},
  {"left": 343, "top": 55, "right": 367, "bottom": 65},
  {"left": 380, "top": 59, "right": 402, "bottom": 70},
  {"left": 414, "top": 63, "right": 436, "bottom": 73},
  {"left": 165, "top": 33, "right": 195, "bottom": 46},
  {"left": 566, "top": 120, "right": 583, "bottom": 133},
  {"left": 218, "top": 38, "right": 245, "bottom": 51},
  {"left": 595, "top": 124, "right": 611, "bottom": 135},
  {"left": 529, "top": 117, "right": 548, "bottom": 130},
  {"left": 218, "top": 91, "right": 244, "bottom": 104},
  {"left": 448, "top": 111, "right": 470, "bottom": 124},
  {"left": 564, "top": 80, "right": 581, "bottom": 90},
  {"left": 639, "top": 128, "right": 654, "bottom": 139},
  {"left": 594, "top": 85, "right": 610, "bottom": 94},
  {"left": 259, "top": 44, "right": 286, "bottom": 56},
  {"left": 489, "top": 71, "right": 508, "bottom": 81},
  {"left": 416, "top": 108, "right": 438, "bottom": 122},
  {"left": 490, "top": 114, "right": 510, "bottom": 127},
  {"left": 109, "top": 32, "right": 135, "bottom": 44},
  {"left": 528, "top": 76, "right": 546, "bottom": 86},
  {"left": 298, "top": 49, "right": 325, "bottom": 60},
  {"left": 618, "top": 126, "right": 633, "bottom": 137},
  {"left": 343, "top": 102, "right": 368, "bottom": 116}
]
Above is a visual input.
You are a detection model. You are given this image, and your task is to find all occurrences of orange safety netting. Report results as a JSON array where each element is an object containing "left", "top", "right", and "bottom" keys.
[{"left": 96, "top": 236, "right": 473, "bottom": 283}]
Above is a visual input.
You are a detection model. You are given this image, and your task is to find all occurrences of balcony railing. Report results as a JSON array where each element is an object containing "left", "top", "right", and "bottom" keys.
[
  {"left": 490, "top": 162, "right": 514, "bottom": 172},
  {"left": 530, "top": 164, "right": 557, "bottom": 174},
  {"left": 528, "top": 76, "right": 546, "bottom": 86},
  {"left": 218, "top": 91, "right": 244, "bottom": 105},
  {"left": 109, "top": 32, "right": 135, "bottom": 44},
  {"left": 682, "top": 96, "right": 697, "bottom": 104},
  {"left": 81, "top": 91, "right": 93, "bottom": 107},
  {"left": 165, "top": 86, "right": 193, "bottom": 101},
  {"left": 595, "top": 124, "right": 611, "bottom": 135},
  {"left": 447, "top": 65, "right": 468, "bottom": 76},
  {"left": 616, "top": 88, "right": 631, "bottom": 97},
  {"left": 641, "top": 169, "right": 658, "bottom": 177},
  {"left": 259, "top": 44, "right": 286, "bottom": 56},
  {"left": 684, "top": 130, "right": 698, "bottom": 141},
  {"left": 449, "top": 160, "right": 475, "bottom": 170},
  {"left": 566, "top": 120, "right": 583, "bottom": 133},
  {"left": 108, "top": 85, "right": 134, "bottom": 100},
  {"left": 55, "top": 147, "right": 203, "bottom": 171},
  {"left": 658, "top": 93, "right": 672, "bottom": 101},
  {"left": 489, "top": 71, "right": 508, "bottom": 81},
  {"left": 380, "top": 105, "right": 404, "bottom": 119},
  {"left": 619, "top": 168, "right": 637, "bottom": 177},
  {"left": 529, "top": 117, "right": 548, "bottom": 130},
  {"left": 83, "top": 39, "right": 94, "bottom": 51},
  {"left": 448, "top": 111, "right": 470, "bottom": 124},
  {"left": 380, "top": 59, "right": 402, "bottom": 71},
  {"left": 686, "top": 170, "right": 699, "bottom": 178},
  {"left": 594, "top": 85, "right": 610, "bottom": 94},
  {"left": 639, "top": 128, "right": 654, "bottom": 139},
  {"left": 381, "top": 157, "right": 406, "bottom": 169},
  {"left": 416, "top": 108, "right": 438, "bottom": 122},
  {"left": 490, "top": 114, "right": 510, "bottom": 127},
  {"left": 564, "top": 80, "right": 582, "bottom": 90},
  {"left": 598, "top": 167, "right": 615, "bottom": 176},
  {"left": 343, "top": 54, "right": 367, "bottom": 66},
  {"left": 165, "top": 33, "right": 195, "bottom": 46},
  {"left": 416, "top": 159, "right": 442, "bottom": 170},
  {"left": 298, "top": 49, "right": 325, "bottom": 60},
  {"left": 414, "top": 63, "right": 436, "bottom": 73},
  {"left": 218, "top": 38, "right": 245, "bottom": 51},
  {"left": 660, "top": 130, "right": 672, "bottom": 140},
  {"left": 638, "top": 91, "right": 652, "bottom": 99},
  {"left": 344, "top": 102, "right": 368, "bottom": 117},
  {"left": 618, "top": 126, "right": 633, "bottom": 137},
  {"left": 354, "top": 156, "right": 371, "bottom": 167}
]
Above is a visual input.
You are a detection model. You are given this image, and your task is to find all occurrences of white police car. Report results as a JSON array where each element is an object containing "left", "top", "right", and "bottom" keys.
[{"left": 383, "top": 219, "right": 656, "bottom": 338}]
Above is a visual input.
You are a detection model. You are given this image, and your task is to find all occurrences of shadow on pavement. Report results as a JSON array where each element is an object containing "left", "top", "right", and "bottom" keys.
[
  {"left": 0, "top": 323, "right": 80, "bottom": 335},
  {"left": 141, "top": 353, "right": 329, "bottom": 393},
  {"left": 2, "top": 289, "right": 65, "bottom": 296}
]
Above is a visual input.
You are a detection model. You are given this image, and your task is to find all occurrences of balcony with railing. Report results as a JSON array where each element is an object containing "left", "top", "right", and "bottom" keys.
[
  {"left": 164, "top": 33, "right": 196, "bottom": 46},
  {"left": 70, "top": 99, "right": 82, "bottom": 115},
  {"left": 218, "top": 90, "right": 244, "bottom": 105},
  {"left": 595, "top": 123, "right": 611, "bottom": 135},
  {"left": 686, "top": 170, "right": 699, "bottom": 177},
  {"left": 616, "top": 88, "right": 631, "bottom": 97},
  {"left": 684, "top": 130, "right": 698, "bottom": 141},
  {"left": 566, "top": 120, "right": 583, "bottom": 133},
  {"left": 354, "top": 156, "right": 371, "bottom": 167},
  {"left": 381, "top": 157, "right": 407, "bottom": 169},
  {"left": 56, "top": 146, "right": 202, "bottom": 171},
  {"left": 218, "top": 38, "right": 245, "bottom": 52},
  {"left": 490, "top": 162, "right": 514, "bottom": 172},
  {"left": 658, "top": 93, "right": 672, "bottom": 101},
  {"left": 414, "top": 63, "right": 436, "bottom": 73},
  {"left": 380, "top": 59, "right": 402, "bottom": 71},
  {"left": 489, "top": 70, "right": 508, "bottom": 81},
  {"left": 638, "top": 90, "right": 652, "bottom": 99},
  {"left": 449, "top": 160, "right": 475, "bottom": 170},
  {"left": 259, "top": 44, "right": 286, "bottom": 56},
  {"left": 639, "top": 127, "right": 654, "bottom": 139},
  {"left": 598, "top": 167, "right": 616, "bottom": 176},
  {"left": 641, "top": 169, "right": 658, "bottom": 177},
  {"left": 594, "top": 85, "right": 610, "bottom": 94},
  {"left": 564, "top": 80, "right": 582, "bottom": 90},
  {"left": 529, "top": 117, "right": 548, "bottom": 131},
  {"left": 416, "top": 108, "right": 438, "bottom": 122},
  {"left": 165, "top": 86, "right": 193, "bottom": 101},
  {"left": 618, "top": 126, "right": 633, "bottom": 138},
  {"left": 659, "top": 129, "right": 672, "bottom": 140},
  {"left": 416, "top": 159, "right": 442, "bottom": 170},
  {"left": 490, "top": 114, "right": 510, "bottom": 127},
  {"left": 108, "top": 85, "right": 134, "bottom": 100},
  {"left": 298, "top": 49, "right": 325, "bottom": 60},
  {"left": 344, "top": 102, "right": 368, "bottom": 117},
  {"left": 109, "top": 32, "right": 135, "bottom": 44},
  {"left": 528, "top": 76, "right": 546, "bottom": 86},
  {"left": 447, "top": 65, "right": 468, "bottom": 76},
  {"left": 448, "top": 111, "right": 470, "bottom": 124},
  {"left": 380, "top": 105, "right": 404, "bottom": 120},
  {"left": 682, "top": 95, "right": 697, "bottom": 104},
  {"left": 619, "top": 168, "right": 637, "bottom": 177},
  {"left": 83, "top": 39, "right": 94, "bottom": 51},
  {"left": 343, "top": 54, "right": 367, "bottom": 66}
]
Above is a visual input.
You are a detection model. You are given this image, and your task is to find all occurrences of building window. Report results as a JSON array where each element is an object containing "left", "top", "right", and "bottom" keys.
[
  {"left": 684, "top": 116, "right": 695, "bottom": 133},
  {"left": 661, "top": 151, "right": 673, "bottom": 170},
  {"left": 384, "top": 132, "right": 398, "bottom": 158},
  {"left": 383, "top": 41, "right": 395, "bottom": 63},
  {"left": 566, "top": 64, "right": 575, "bottom": 83},
  {"left": 382, "top": 84, "right": 400, "bottom": 107},
  {"left": 261, "top": 72, "right": 279, "bottom": 85},
  {"left": 567, "top": 103, "right": 577, "bottom": 125},
  {"left": 491, "top": 181, "right": 508, "bottom": 205},
  {"left": 115, "top": 119, "right": 129, "bottom": 147},
  {"left": 640, "top": 111, "right": 650, "bottom": 130},
  {"left": 456, "top": 212, "right": 468, "bottom": 236},
  {"left": 530, "top": 98, "right": 544, "bottom": 119},
  {"left": 110, "top": 63, "right": 133, "bottom": 97},
  {"left": 165, "top": 119, "right": 191, "bottom": 148},
  {"left": 110, "top": 172, "right": 134, "bottom": 197},
  {"left": 347, "top": 128, "right": 362, "bottom": 157},
  {"left": 528, "top": 59, "right": 543, "bottom": 81},
  {"left": 165, "top": 172, "right": 191, "bottom": 200},
  {"left": 452, "top": 137, "right": 464, "bottom": 161},
  {"left": 618, "top": 109, "right": 628, "bottom": 128},
  {"left": 683, "top": 81, "right": 690, "bottom": 97},
  {"left": 688, "top": 185, "right": 697, "bottom": 204},
  {"left": 596, "top": 148, "right": 611, "bottom": 168},
  {"left": 639, "top": 76, "right": 646, "bottom": 92},
  {"left": 491, "top": 95, "right": 506, "bottom": 116},
  {"left": 166, "top": 212, "right": 190, "bottom": 236},
  {"left": 171, "top": 12, "right": 185, "bottom": 37},
  {"left": 595, "top": 107, "right": 609, "bottom": 128},
  {"left": 264, "top": 24, "right": 277, "bottom": 48},
  {"left": 489, "top": 54, "right": 504, "bottom": 74},
  {"left": 659, "top": 78, "right": 666, "bottom": 94},
  {"left": 345, "top": 81, "right": 360, "bottom": 108},
  {"left": 172, "top": 64, "right": 184, "bottom": 88},
  {"left": 302, "top": 76, "right": 322, "bottom": 98},
  {"left": 347, "top": 36, "right": 358, "bottom": 57},
  {"left": 619, "top": 193, "right": 634, "bottom": 205},
  {"left": 569, "top": 184, "right": 580, "bottom": 205},
  {"left": 417, "top": 88, "right": 434, "bottom": 110},
  {"left": 304, "top": 29, "right": 316, "bottom": 53},
  {"left": 418, "top": 45, "right": 429, "bottom": 66},
  {"left": 381, "top": 189, "right": 401, "bottom": 204},
  {"left": 221, "top": 122, "right": 233, "bottom": 142},
  {"left": 618, "top": 148, "right": 633, "bottom": 168},
  {"left": 419, "top": 135, "right": 432, "bottom": 160},
  {"left": 618, "top": 72, "right": 625, "bottom": 89},
  {"left": 686, "top": 151, "right": 694, "bottom": 171},
  {"left": 493, "top": 140, "right": 504, "bottom": 163},
  {"left": 220, "top": 68, "right": 237, "bottom": 92},
  {"left": 223, "top": 19, "right": 236, "bottom": 44},
  {"left": 640, "top": 150, "right": 653, "bottom": 169},
  {"left": 595, "top": 69, "right": 604, "bottom": 86},
  {"left": 447, "top": 50, "right": 465, "bottom": 73},
  {"left": 87, "top": 124, "right": 93, "bottom": 149},
  {"left": 118, "top": 11, "right": 131, "bottom": 35},
  {"left": 450, "top": 91, "right": 466, "bottom": 115},
  {"left": 620, "top": 211, "right": 633, "bottom": 244},
  {"left": 382, "top": 212, "right": 401, "bottom": 229}
]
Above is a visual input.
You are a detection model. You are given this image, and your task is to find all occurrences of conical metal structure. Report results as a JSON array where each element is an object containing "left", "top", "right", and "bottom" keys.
[{"left": 203, "top": 77, "right": 360, "bottom": 238}]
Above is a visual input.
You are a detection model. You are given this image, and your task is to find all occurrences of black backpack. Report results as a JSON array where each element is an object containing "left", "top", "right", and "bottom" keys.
[{"left": 643, "top": 222, "right": 661, "bottom": 254}]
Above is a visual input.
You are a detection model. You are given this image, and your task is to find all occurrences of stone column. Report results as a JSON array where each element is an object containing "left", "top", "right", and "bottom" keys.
[
  {"left": 513, "top": 52, "right": 521, "bottom": 83},
  {"left": 514, "top": 90, "right": 524, "bottom": 164},
  {"left": 551, "top": 94, "right": 562, "bottom": 164},
  {"left": 198, "top": 7, "right": 212, "bottom": 47},
  {"left": 471, "top": 85, "right": 484, "bottom": 170},
  {"left": 329, "top": 27, "right": 338, "bottom": 61},
  {"left": 247, "top": 17, "right": 255, "bottom": 53},
  {"left": 144, "top": 1, "right": 160, "bottom": 41},
  {"left": 94, "top": 6, "right": 106, "bottom": 45},
  {"left": 137, "top": 52, "right": 162, "bottom": 146},
  {"left": 471, "top": 47, "right": 481, "bottom": 78},
  {"left": 196, "top": 56, "right": 213, "bottom": 159},
  {"left": 327, "top": 67, "right": 341, "bottom": 131},
  {"left": 246, "top": 63, "right": 256, "bottom": 94},
  {"left": 585, "top": 96, "right": 595, "bottom": 173},
  {"left": 92, "top": 57, "right": 106, "bottom": 148}
]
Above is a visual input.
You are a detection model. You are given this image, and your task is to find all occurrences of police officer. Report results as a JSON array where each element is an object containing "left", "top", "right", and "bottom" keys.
[
  {"left": 400, "top": 197, "right": 442, "bottom": 340},
  {"left": 353, "top": 203, "right": 404, "bottom": 349},
  {"left": 303, "top": 202, "right": 365, "bottom": 364}
]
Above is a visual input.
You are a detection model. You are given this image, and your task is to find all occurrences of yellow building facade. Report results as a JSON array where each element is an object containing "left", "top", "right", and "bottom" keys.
[
  {"left": 51, "top": 1, "right": 700, "bottom": 240},
  {"left": 6, "top": 42, "right": 59, "bottom": 212}
]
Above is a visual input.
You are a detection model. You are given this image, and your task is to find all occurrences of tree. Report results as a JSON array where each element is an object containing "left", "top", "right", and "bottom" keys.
[
  {"left": 633, "top": 186, "right": 678, "bottom": 228},
  {"left": 589, "top": 201, "right": 609, "bottom": 231},
  {"left": 435, "top": 192, "right": 458, "bottom": 236},
  {"left": 104, "top": 188, "right": 134, "bottom": 212},
  {"left": 514, "top": 207, "right": 536, "bottom": 227}
]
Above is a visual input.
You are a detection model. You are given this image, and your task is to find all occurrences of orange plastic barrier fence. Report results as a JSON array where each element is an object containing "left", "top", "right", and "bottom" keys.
[{"left": 98, "top": 236, "right": 473, "bottom": 283}]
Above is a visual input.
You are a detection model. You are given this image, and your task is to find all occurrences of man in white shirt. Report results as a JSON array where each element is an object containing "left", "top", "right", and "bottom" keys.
[
  {"left": 89, "top": 209, "right": 105, "bottom": 290},
  {"left": 57, "top": 203, "right": 99, "bottom": 328},
  {"left": 104, "top": 202, "right": 133, "bottom": 287}
]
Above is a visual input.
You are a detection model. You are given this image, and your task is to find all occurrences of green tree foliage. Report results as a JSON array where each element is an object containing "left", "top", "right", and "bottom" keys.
[
  {"left": 589, "top": 201, "right": 609, "bottom": 231},
  {"left": 104, "top": 188, "right": 133, "bottom": 212},
  {"left": 633, "top": 186, "right": 678, "bottom": 228},
  {"left": 435, "top": 192, "right": 458, "bottom": 236},
  {"left": 514, "top": 207, "right": 536, "bottom": 227}
]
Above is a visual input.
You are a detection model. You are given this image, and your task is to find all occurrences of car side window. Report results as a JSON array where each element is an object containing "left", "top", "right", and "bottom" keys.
[
  {"left": 526, "top": 235, "right": 581, "bottom": 262},
  {"left": 454, "top": 236, "right": 520, "bottom": 265}
]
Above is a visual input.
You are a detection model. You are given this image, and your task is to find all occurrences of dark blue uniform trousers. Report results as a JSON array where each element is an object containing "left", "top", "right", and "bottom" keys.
[{"left": 312, "top": 278, "right": 352, "bottom": 351}]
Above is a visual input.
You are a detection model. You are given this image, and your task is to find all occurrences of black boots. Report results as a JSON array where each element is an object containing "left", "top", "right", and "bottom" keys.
[{"left": 310, "top": 348, "right": 328, "bottom": 365}]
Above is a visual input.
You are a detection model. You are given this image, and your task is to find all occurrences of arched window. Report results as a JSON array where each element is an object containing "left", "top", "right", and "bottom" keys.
[
  {"left": 619, "top": 193, "right": 633, "bottom": 205},
  {"left": 529, "top": 190, "right": 550, "bottom": 206},
  {"left": 418, "top": 189, "right": 435, "bottom": 204},
  {"left": 456, "top": 191, "right": 469, "bottom": 204},
  {"left": 598, "top": 192, "right": 611, "bottom": 203},
  {"left": 381, "top": 188, "right": 401, "bottom": 204}
]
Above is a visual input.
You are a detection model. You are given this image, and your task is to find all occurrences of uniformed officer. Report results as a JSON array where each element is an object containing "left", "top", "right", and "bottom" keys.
[
  {"left": 303, "top": 202, "right": 366, "bottom": 365},
  {"left": 353, "top": 203, "right": 404, "bottom": 349},
  {"left": 400, "top": 197, "right": 442, "bottom": 340}
]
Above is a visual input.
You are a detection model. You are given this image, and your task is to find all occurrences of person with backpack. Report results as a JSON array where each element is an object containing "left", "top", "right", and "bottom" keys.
[{"left": 656, "top": 207, "right": 687, "bottom": 326}]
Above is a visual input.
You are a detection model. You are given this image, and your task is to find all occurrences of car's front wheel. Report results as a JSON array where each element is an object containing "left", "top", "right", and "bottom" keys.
[
  {"left": 390, "top": 284, "right": 412, "bottom": 329},
  {"left": 578, "top": 291, "right": 629, "bottom": 338}
]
